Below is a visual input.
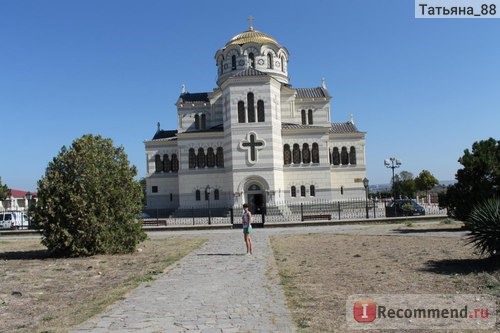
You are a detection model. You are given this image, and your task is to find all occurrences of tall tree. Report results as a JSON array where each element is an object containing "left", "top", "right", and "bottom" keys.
[
  {"left": 439, "top": 138, "right": 500, "bottom": 221},
  {"left": 0, "top": 177, "right": 11, "bottom": 201},
  {"left": 32, "top": 134, "right": 146, "bottom": 257},
  {"left": 394, "top": 171, "right": 416, "bottom": 198},
  {"left": 415, "top": 170, "right": 439, "bottom": 196}
]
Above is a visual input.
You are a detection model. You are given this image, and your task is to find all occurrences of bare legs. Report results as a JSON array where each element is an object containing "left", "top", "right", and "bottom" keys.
[{"left": 244, "top": 233, "right": 253, "bottom": 254}]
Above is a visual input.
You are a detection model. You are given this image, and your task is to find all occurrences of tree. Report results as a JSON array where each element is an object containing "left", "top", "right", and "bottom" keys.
[
  {"left": 415, "top": 170, "right": 439, "bottom": 196},
  {"left": 394, "top": 171, "right": 416, "bottom": 198},
  {"left": 0, "top": 177, "right": 10, "bottom": 201},
  {"left": 439, "top": 138, "right": 500, "bottom": 221},
  {"left": 32, "top": 134, "right": 146, "bottom": 257}
]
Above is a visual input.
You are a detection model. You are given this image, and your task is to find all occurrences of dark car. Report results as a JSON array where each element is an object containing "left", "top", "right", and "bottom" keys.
[{"left": 385, "top": 199, "right": 426, "bottom": 217}]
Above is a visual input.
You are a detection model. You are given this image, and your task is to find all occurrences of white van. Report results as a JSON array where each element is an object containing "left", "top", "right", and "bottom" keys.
[{"left": 0, "top": 211, "right": 29, "bottom": 229}]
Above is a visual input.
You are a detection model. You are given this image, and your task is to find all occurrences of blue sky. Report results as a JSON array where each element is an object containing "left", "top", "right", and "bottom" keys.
[{"left": 1, "top": 0, "right": 499, "bottom": 191}]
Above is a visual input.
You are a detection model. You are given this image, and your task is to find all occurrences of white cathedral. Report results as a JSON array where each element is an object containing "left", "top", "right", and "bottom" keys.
[{"left": 144, "top": 22, "right": 367, "bottom": 216}]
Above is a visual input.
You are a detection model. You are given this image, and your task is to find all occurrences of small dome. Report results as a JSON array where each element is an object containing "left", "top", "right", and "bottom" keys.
[{"left": 225, "top": 29, "right": 280, "bottom": 47}]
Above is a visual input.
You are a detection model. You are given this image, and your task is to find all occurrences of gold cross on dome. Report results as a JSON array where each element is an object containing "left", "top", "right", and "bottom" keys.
[{"left": 248, "top": 16, "right": 254, "bottom": 30}]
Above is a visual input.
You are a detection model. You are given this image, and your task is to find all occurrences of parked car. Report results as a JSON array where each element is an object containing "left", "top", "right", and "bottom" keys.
[
  {"left": 0, "top": 211, "right": 29, "bottom": 229},
  {"left": 385, "top": 199, "right": 426, "bottom": 217}
]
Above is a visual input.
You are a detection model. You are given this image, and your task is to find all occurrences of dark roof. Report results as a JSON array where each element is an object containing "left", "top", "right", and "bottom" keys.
[
  {"left": 152, "top": 130, "right": 177, "bottom": 140},
  {"left": 178, "top": 92, "right": 210, "bottom": 103},
  {"left": 282, "top": 123, "right": 327, "bottom": 130},
  {"left": 296, "top": 87, "right": 330, "bottom": 99},
  {"left": 330, "top": 122, "right": 360, "bottom": 133},
  {"left": 185, "top": 124, "right": 224, "bottom": 133},
  {"left": 232, "top": 67, "right": 268, "bottom": 78}
]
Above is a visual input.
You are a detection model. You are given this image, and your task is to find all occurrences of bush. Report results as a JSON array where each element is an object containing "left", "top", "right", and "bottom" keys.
[
  {"left": 465, "top": 198, "right": 500, "bottom": 258},
  {"left": 32, "top": 134, "right": 146, "bottom": 257}
]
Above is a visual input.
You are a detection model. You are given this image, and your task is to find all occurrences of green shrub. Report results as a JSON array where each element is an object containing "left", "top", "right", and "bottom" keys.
[
  {"left": 32, "top": 135, "right": 146, "bottom": 257},
  {"left": 465, "top": 198, "right": 500, "bottom": 257}
]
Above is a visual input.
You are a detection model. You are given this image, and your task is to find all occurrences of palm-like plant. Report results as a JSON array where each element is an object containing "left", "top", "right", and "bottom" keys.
[{"left": 466, "top": 198, "right": 500, "bottom": 257}]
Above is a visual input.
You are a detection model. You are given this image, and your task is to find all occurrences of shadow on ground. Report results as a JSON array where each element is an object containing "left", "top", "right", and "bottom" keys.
[
  {"left": 422, "top": 257, "right": 500, "bottom": 275},
  {"left": 0, "top": 249, "right": 50, "bottom": 260},
  {"left": 395, "top": 227, "right": 466, "bottom": 234}
]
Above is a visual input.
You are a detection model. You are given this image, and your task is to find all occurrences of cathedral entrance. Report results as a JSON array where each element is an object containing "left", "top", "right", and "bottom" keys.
[{"left": 246, "top": 183, "right": 265, "bottom": 215}]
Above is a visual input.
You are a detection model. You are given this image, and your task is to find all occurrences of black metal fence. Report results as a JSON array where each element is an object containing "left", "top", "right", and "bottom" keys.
[{"left": 142, "top": 199, "right": 447, "bottom": 226}]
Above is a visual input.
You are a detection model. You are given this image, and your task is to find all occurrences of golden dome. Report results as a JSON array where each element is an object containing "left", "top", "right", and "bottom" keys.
[{"left": 225, "top": 29, "right": 280, "bottom": 47}]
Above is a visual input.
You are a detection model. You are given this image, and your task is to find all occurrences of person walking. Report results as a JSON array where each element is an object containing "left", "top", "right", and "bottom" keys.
[{"left": 242, "top": 203, "right": 253, "bottom": 255}]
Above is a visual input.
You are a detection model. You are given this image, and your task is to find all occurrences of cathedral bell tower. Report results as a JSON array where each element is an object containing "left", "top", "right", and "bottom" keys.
[{"left": 214, "top": 20, "right": 289, "bottom": 211}]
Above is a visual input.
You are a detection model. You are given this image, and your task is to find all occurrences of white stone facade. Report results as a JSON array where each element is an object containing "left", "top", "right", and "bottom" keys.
[{"left": 144, "top": 26, "right": 367, "bottom": 215}]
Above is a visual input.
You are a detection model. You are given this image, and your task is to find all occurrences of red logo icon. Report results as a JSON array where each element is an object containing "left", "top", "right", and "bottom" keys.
[{"left": 353, "top": 299, "right": 377, "bottom": 322}]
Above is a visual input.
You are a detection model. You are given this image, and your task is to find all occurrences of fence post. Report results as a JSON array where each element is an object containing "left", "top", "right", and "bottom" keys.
[
  {"left": 300, "top": 203, "right": 304, "bottom": 222},
  {"left": 230, "top": 208, "right": 234, "bottom": 226},
  {"left": 338, "top": 201, "right": 341, "bottom": 220},
  {"left": 192, "top": 207, "right": 195, "bottom": 225},
  {"left": 373, "top": 199, "right": 376, "bottom": 219}
]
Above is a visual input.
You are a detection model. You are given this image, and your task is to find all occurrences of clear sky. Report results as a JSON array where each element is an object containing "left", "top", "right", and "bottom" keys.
[{"left": 1, "top": 0, "right": 499, "bottom": 191}]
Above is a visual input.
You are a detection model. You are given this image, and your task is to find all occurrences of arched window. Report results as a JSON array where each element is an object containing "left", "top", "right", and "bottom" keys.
[
  {"left": 231, "top": 55, "right": 236, "bottom": 70},
  {"left": 301, "top": 110, "right": 306, "bottom": 125},
  {"left": 292, "top": 144, "right": 301, "bottom": 164},
  {"left": 207, "top": 147, "right": 215, "bottom": 168},
  {"left": 267, "top": 53, "right": 273, "bottom": 69},
  {"left": 219, "top": 59, "right": 223, "bottom": 74},
  {"left": 194, "top": 114, "right": 200, "bottom": 130},
  {"left": 214, "top": 189, "right": 220, "bottom": 200},
  {"left": 341, "top": 147, "right": 349, "bottom": 165},
  {"left": 247, "top": 92, "right": 255, "bottom": 123},
  {"left": 302, "top": 143, "right": 311, "bottom": 164},
  {"left": 308, "top": 109, "right": 313, "bottom": 125},
  {"left": 291, "top": 186, "right": 296, "bottom": 198},
  {"left": 257, "top": 100, "right": 265, "bottom": 122},
  {"left": 249, "top": 53, "right": 255, "bottom": 68},
  {"left": 281, "top": 56, "right": 285, "bottom": 71},
  {"left": 312, "top": 143, "right": 319, "bottom": 163},
  {"left": 155, "top": 154, "right": 162, "bottom": 173},
  {"left": 238, "top": 101, "right": 245, "bottom": 123},
  {"left": 196, "top": 190, "right": 201, "bottom": 201},
  {"left": 332, "top": 147, "right": 340, "bottom": 165},
  {"left": 216, "top": 147, "right": 224, "bottom": 167},
  {"left": 201, "top": 114, "right": 206, "bottom": 129},
  {"left": 340, "top": 186, "right": 344, "bottom": 195},
  {"left": 205, "top": 188, "right": 209, "bottom": 201},
  {"left": 283, "top": 144, "right": 291, "bottom": 165},
  {"left": 310, "top": 185, "right": 316, "bottom": 197},
  {"left": 197, "top": 148, "right": 206, "bottom": 168},
  {"left": 300, "top": 185, "right": 306, "bottom": 197},
  {"left": 171, "top": 154, "right": 179, "bottom": 172},
  {"left": 188, "top": 148, "right": 196, "bottom": 169},
  {"left": 163, "top": 154, "right": 170, "bottom": 172},
  {"left": 349, "top": 146, "right": 357, "bottom": 165}
]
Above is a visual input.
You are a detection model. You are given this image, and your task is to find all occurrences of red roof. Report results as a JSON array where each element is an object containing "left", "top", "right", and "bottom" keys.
[{"left": 8, "top": 189, "right": 37, "bottom": 198}]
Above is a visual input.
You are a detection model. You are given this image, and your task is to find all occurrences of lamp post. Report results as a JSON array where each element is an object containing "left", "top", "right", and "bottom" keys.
[
  {"left": 384, "top": 157, "right": 402, "bottom": 199},
  {"left": 25, "top": 191, "right": 32, "bottom": 229},
  {"left": 363, "top": 178, "right": 369, "bottom": 219},
  {"left": 206, "top": 185, "right": 212, "bottom": 225}
]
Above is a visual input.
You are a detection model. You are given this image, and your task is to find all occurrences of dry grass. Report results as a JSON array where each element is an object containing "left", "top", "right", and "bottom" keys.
[
  {"left": 271, "top": 224, "right": 500, "bottom": 332},
  {"left": 0, "top": 236, "right": 205, "bottom": 332}
]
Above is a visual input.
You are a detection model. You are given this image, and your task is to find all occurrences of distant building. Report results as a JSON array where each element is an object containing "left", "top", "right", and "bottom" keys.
[
  {"left": 0, "top": 189, "right": 36, "bottom": 211},
  {"left": 144, "top": 22, "right": 367, "bottom": 215}
]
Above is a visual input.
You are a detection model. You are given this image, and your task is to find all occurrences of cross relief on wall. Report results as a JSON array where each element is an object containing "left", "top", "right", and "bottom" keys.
[{"left": 239, "top": 131, "right": 265, "bottom": 164}]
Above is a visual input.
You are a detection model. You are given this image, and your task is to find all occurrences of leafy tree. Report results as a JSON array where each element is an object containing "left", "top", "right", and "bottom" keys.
[
  {"left": 415, "top": 170, "right": 439, "bottom": 196},
  {"left": 0, "top": 178, "right": 10, "bottom": 201},
  {"left": 394, "top": 171, "right": 416, "bottom": 198},
  {"left": 439, "top": 138, "right": 500, "bottom": 221},
  {"left": 32, "top": 134, "right": 146, "bottom": 257}
]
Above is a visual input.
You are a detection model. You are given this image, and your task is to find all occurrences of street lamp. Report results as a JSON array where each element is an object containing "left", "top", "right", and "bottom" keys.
[
  {"left": 206, "top": 185, "right": 212, "bottom": 225},
  {"left": 25, "top": 191, "right": 32, "bottom": 229},
  {"left": 384, "top": 157, "right": 402, "bottom": 199},
  {"left": 363, "top": 178, "right": 369, "bottom": 219}
]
